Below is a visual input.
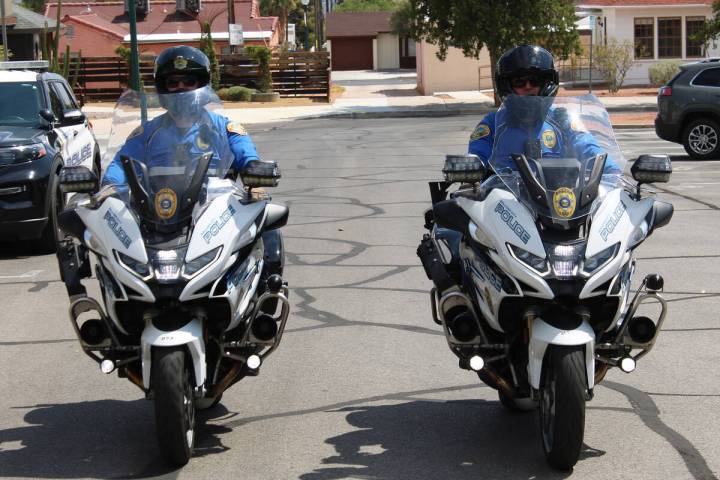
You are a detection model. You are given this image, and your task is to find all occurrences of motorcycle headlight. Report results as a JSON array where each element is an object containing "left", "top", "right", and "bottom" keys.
[
  {"left": 183, "top": 246, "right": 222, "bottom": 278},
  {"left": 116, "top": 250, "right": 152, "bottom": 280},
  {"left": 583, "top": 243, "right": 620, "bottom": 275},
  {"left": 508, "top": 243, "right": 549, "bottom": 275},
  {"left": 547, "top": 242, "right": 585, "bottom": 279},
  {"left": 148, "top": 247, "right": 187, "bottom": 283}
]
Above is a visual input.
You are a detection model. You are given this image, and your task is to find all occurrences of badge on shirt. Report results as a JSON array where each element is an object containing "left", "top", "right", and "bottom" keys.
[
  {"left": 155, "top": 188, "right": 178, "bottom": 220},
  {"left": 195, "top": 135, "right": 210, "bottom": 150},
  {"left": 470, "top": 124, "right": 490, "bottom": 141},
  {"left": 542, "top": 129, "right": 556, "bottom": 148},
  {"left": 227, "top": 122, "right": 247, "bottom": 135},
  {"left": 553, "top": 187, "right": 576, "bottom": 218}
]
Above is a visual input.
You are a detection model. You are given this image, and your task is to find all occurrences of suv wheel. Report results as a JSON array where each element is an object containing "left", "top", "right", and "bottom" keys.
[
  {"left": 683, "top": 118, "right": 720, "bottom": 160},
  {"left": 37, "top": 172, "right": 64, "bottom": 253}
]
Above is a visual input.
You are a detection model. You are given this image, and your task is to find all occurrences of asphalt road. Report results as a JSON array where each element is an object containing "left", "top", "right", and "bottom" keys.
[{"left": 1, "top": 118, "right": 718, "bottom": 480}]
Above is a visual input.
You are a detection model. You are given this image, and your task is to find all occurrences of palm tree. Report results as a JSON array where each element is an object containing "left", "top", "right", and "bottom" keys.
[{"left": 259, "top": 0, "right": 299, "bottom": 45}]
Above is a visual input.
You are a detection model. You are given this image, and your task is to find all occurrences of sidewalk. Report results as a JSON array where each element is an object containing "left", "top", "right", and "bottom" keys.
[{"left": 82, "top": 71, "right": 658, "bottom": 127}]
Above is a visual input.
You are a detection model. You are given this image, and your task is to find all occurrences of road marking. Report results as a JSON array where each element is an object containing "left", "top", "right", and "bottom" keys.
[{"left": 0, "top": 270, "right": 43, "bottom": 280}]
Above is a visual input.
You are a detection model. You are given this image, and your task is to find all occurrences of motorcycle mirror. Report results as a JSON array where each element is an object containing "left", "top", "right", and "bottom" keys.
[
  {"left": 59, "top": 165, "right": 99, "bottom": 194},
  {"left": 631, "top": 154, "right": 672, "bottom": 184},
  {"left": 241, "top": 160, "right": 281, "bottom": 188},
  {"left": 443, "top": 154, "right": 486, "bottom": 183}
]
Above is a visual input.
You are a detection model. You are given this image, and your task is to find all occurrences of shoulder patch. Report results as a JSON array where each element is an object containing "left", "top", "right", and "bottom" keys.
[
  {"left": 127, "top": 125, "right": 143, "bottom": 140},
  {"left": 470, "top": 124, "right": 490, "bottom": 141},
  {"left": 227, "top": 122, "right": 247, "bottom": 136}
]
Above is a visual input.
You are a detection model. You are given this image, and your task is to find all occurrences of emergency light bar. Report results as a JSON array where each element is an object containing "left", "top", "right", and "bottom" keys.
[{"left": 0, "top": 60, "right": 49, "bottom": 71}]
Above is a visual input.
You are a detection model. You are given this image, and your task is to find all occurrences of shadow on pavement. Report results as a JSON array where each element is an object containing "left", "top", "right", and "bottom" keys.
[
  {"left": 0, "top": 399, "right": 234, "bottom": 478},
  {"left": 300, "top": 399, "right": 603, "bottom": 480},
  {"left": 0, "top": 241, "right": 47, "bottom": 260}
]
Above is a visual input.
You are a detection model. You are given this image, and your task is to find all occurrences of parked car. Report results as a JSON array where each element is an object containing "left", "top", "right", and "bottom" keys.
[
  {"left": 0, "top": 61, "right": 100, "bottom": 251},
  {"left": 656, "top": 58, "right": 720, "bottom": 160}
]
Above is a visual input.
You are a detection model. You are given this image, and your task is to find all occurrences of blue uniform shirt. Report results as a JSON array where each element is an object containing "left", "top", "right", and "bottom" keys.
[
  {"left": 468, "top": 109, "right": 620, "bottom": 173},
  {"left": 102, "top": 111, "right": 259, "bottom": 186}
]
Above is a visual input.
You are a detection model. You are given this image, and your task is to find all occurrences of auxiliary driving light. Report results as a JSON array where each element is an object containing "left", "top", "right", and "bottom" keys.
[
  {"left": 469, "top": 355, "right": 485, "bottom": 371},
  {"left": 246, "top": 354, "right": 262, "bottom": 370},
  {"left": 620, "top": 357, "right": 636, "bottom": 373},
  {"left": 100, "top": 359, "right": 116, "bottom": 374}
]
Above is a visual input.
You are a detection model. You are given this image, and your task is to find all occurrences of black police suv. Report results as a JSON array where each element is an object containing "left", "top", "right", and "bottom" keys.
[{"left": 0, "top": 63, "right": 100, "bottom": 251}]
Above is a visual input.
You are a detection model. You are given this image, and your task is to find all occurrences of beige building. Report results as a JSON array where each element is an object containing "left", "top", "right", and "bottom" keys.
[{"left": 416, "top": 41, "right": 491, "bottom": 95}]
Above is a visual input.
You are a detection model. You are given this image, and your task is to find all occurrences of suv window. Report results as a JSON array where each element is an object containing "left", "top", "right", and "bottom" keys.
[
  {"left": 52, "top": 81, "right": 79, "bottom": 110},
  {"left": 0, "top": 82, "right": 43, "bottom": 125},
  {"left": 692, "top": 67, "right": 720, "bottom": 87},
  {"left": 48, "top": 84, "right": 64, "bottom": 119}
]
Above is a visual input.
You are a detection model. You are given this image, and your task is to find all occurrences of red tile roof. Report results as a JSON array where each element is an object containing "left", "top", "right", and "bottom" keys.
[
  {"left": 44, "top": 0, "right": 277, "bottom": 38},
  {"left": 577, "top": 0, "right": 711, "bottom": 5},
  {"left": 326, "top": 11, "right": 393, "bottom": 38}
]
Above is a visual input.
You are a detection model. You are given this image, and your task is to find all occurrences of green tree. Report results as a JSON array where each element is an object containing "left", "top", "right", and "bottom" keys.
[
  {"left": 392, "top": 0, "right": 581, "bottom": 105},
  {"left": 260, "top": 0, "right": 299, "bottom": 46},
  {"left": 21, "top": 0, "right": 45, "bottom": 13},
  {"left": 691, "top": 0, "right": 720, "bottom": 50},
  {"left": 334, "top": 0, "right": 402, "bottom": 12}
]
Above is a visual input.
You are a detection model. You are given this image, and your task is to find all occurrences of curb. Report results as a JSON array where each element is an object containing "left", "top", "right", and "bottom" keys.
[{"left": 84, "top": 104, "right": 657, "bottom": 123}]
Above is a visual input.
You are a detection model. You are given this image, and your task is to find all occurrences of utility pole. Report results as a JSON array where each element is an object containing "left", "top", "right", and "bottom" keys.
[
  {"left": 227, "top": 0, "right": 236, "bottom": 53},
  {"left": 1, "top": 0, "right": 9, "bottom": 61},
  {"left": 314, "top": 0, "right": 322, "bottom": 50},
  {"left": 127, "top": 0, "right": 146, "bottom": 122}
]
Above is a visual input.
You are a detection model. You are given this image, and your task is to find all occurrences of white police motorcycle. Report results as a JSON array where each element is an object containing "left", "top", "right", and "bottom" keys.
[
  {"left": 418, "top": 95, "right": 674, "bottom": 469},
  {"left": 55, "top": 89, "right": 289, "bottom": 465}
]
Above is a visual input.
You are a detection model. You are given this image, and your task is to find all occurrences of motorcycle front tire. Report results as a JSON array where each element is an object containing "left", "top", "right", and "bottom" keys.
[
  {"left": 539, "top": 345, "right": 586, "bottom": 470},
  {"left": 153, "top": 347, "right": 196, "bottom": 466}
]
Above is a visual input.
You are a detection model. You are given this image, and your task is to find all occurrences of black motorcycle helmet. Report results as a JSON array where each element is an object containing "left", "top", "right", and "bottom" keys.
[
  {"left": 154, "top": 45, "right": 211, "bottom": 94},
  {"left": 495, "top": 45, "right": 559, "bottom": 100}
]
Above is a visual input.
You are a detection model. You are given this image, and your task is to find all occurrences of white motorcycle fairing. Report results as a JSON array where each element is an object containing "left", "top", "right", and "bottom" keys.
[
  {"left": 141, "top": 319, "right": 205, "bottom": 389},
  {"left": 528, "top": 318, "right": 595, "bottom": 389}
]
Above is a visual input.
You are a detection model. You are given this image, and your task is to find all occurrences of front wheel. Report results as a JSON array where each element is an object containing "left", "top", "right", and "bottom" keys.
[
  {"left": 539, "top": 345, "right": 586, "bottom": 470},
  {"left": 153, "top": 347, "right": 196, "bottom": 465}
]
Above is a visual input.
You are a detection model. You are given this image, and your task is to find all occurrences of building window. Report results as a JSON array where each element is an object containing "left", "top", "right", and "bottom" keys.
[
  {"left": 634, "top": 18, "right": 654, "bottom": 59},
  {"left": 658, "top": 17, "right": 682, "bottom": 58},
  {"left": 686, "top": 16, "right": 705, "bottom": 58}
]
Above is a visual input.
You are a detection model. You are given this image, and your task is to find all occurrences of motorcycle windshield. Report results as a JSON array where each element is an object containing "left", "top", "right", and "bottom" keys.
[
  {"left": 103, "top": 87, "right": 234, "bottom": 227},
  {"left": 487, "top": 94, "right": 626, "bottom": 224}
]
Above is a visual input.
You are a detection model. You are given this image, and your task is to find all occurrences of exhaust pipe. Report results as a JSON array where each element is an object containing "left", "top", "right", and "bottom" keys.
[
  {"left": 445, "top": 306, "right": 479, "bottom": 342},
  {"left": 80, "top": 319, "right": 109, "bottom": 345},
  {"left": 251, "top": 314, "right": 278, "bottom": 341},
  {"left": 627, "top": 316, "right": 657, "bottom": 344}
]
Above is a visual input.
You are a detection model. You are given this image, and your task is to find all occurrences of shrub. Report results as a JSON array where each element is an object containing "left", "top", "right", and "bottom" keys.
[
  {"left": 244, "top": 45, "right": 272, "bottom": 93},
  {"left": 649, "top": 60, "right": 684, "bottom": 87},
  {"left": 218, "top": 86, "right": 254, "bottom": 101},
  {"left": 593, "top": 39, "right": 635, "bottom": 93}
]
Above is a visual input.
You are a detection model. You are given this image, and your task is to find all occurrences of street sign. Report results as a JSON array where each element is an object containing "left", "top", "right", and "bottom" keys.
[
  {"left": 288, "top": 23, "right": 296, "bottom": 45},
  {"left": 229, "top": 23, "right": 243, "bottom": 46}
]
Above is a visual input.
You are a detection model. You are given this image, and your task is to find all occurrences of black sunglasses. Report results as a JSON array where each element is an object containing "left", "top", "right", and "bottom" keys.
[
  {"left": 166, "top": 75, "right": 199, "bottom": 89},
  {"left": 509, "top": 75, "right": 542, "bottom": 88}
]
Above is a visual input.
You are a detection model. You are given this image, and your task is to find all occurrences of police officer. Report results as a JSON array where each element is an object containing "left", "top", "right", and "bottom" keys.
[
  {"left": 102, "top": 45, "right": 260, "bottom": 186},
  {"left": 468, "top": 45, "right": 619, "bottom": 172}
]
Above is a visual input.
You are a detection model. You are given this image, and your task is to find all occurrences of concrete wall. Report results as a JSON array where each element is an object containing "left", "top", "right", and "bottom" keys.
[
  {"left": 417, "top": 40, "right": 489, "bottom": 94},
  {"left": 377, "top": 33, "right": 399, "bottom": 69},
  {"left": 600, "top": 6, "right": 720, "bottom": 85}
]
